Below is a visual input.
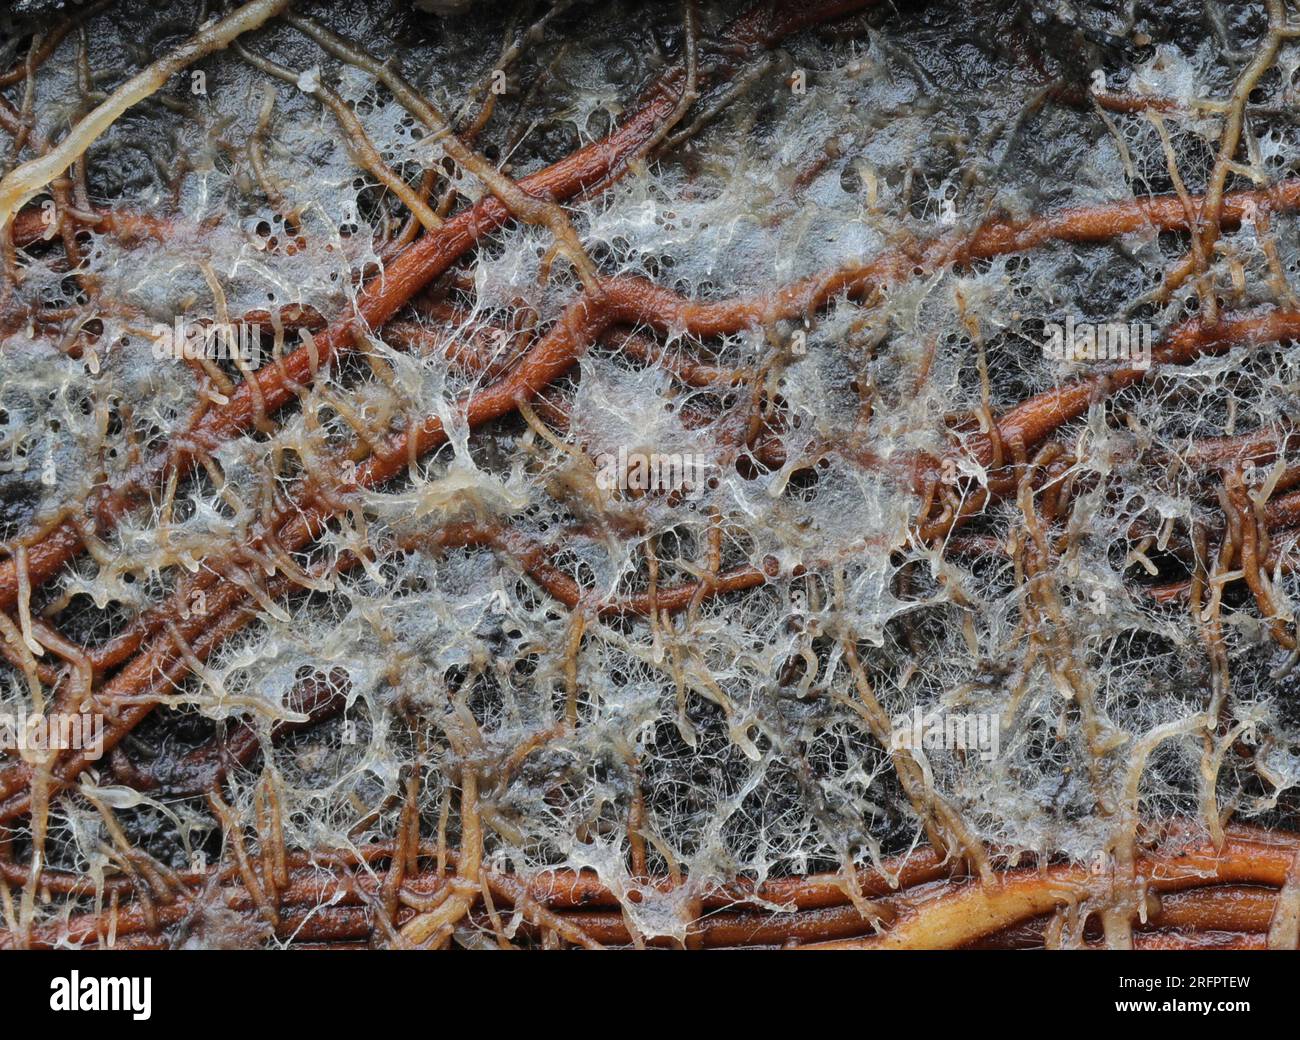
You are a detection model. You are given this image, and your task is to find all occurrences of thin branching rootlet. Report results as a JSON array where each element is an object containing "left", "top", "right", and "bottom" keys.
[{"left": 2, "top": 0, "right": 1300, "bottom": 949}]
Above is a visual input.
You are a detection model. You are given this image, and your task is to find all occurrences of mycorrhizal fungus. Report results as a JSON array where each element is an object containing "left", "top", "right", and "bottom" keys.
[{"left": 2, "top": 0, "right": 1300, "bottom": 950}]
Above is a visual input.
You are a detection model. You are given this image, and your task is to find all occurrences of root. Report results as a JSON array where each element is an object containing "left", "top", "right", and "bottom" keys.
[{"left": 0, "top": 0, "right": 292, "bottom": 225}]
